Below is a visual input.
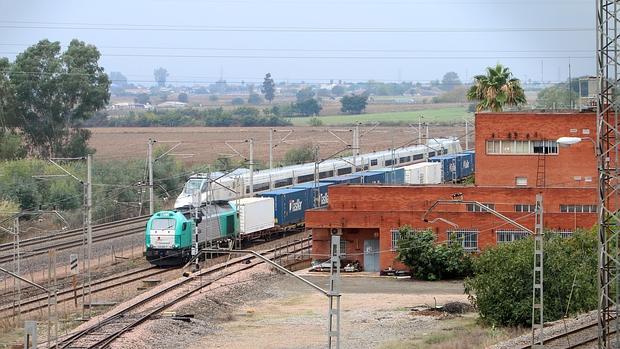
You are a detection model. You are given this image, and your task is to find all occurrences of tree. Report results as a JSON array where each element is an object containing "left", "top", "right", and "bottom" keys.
[
  {"left": 134, "top": 93, "right": 151, "bottom": 105},
  {"left": 536, "top": 84, "right": 578, "bottom": 109},
  {"left": 296, "top": 87, "right": 315, "bottom": 103},
  {"left": 441, "top": 71, "right": 462, "bottom": 91},
  {"left": 154, "top": 67, "right": 169, "bottom": 88},
  {"left": 464, "top": 230, "right": 597, "bottom": 326},
  {"left": 177, "top": 92, "right": 189, "bottom": 103},
  {"left": 340, "top": 94, "right": 369, "bottom": 114},
  {"left": 331, "top": 85, "right": 346, "bottom": 97},
  {"left": 396, "top": 227, "right": 472, "bottom": 280},
  {"left": 109, "top": 71, "right": 128, "bottom": 88},
  {"left": 466, "top": 64, "right": 526, "bottom": 112},
  {"left": 1, "top": 39, "right": 109, "bottom": 157},
  {"left": 294, "top": 99, "right": 321, "bottom": 116},
  {"left": 231, "top": 97, "right": 245, "bottom": 106},
  {"left": 248, "top": 93, "right": 263, "bottom": 105},
  {"left": 261, "top": 73, "right": 276, "bottom": 103}
]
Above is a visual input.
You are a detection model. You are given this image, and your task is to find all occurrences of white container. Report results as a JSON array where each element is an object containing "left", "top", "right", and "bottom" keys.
[
  {"left": 403, "top": 162, "right": 442, "bottom": 184},
  {"left": 233, "top": 197, "right": 275, "bottom": 235}
]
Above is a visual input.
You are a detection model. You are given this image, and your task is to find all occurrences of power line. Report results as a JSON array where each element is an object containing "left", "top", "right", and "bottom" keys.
[
  {"left": 0, "top": 43, "right": 594, "bottom": 54},
  {"left": 0, "top": 24, "right": 594, "bottom": 33}
]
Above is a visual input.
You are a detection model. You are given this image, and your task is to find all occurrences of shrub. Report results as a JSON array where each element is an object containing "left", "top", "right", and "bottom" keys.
[
  {"left": 308, "top": 117, "right": 323, "bottom": 127},
  {"left": 283, "top": 144, "right": 315, "bottom": 165},
  {"left": 396, "top": 226, "right": 472, "bottom": 280},
  {"left": 464, "top": 230, "right": 597, "bottom": 326},
  {"left": 231, "top": 97, "right": 245, "bottom": 106}
]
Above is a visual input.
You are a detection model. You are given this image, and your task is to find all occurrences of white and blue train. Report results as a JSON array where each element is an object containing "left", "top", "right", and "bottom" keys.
[{"left": 174, "top": 138, "right": 462, "bottom": 209}]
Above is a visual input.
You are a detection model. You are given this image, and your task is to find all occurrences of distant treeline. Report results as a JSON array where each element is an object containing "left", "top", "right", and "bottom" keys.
[{"left": 86, "top": 107, "right": 293, "bottom": 127}]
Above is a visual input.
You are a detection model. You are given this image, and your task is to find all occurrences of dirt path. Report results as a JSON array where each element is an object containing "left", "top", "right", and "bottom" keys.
[{"left": 113, "top": 269, "right": 470, "bottom": 349}]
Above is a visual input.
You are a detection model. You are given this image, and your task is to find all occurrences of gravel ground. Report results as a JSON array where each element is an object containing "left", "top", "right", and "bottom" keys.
[
  {"left": 108, "top": 267, "right": 469, "bottom": 349},
  {"left": 490, "top": 311, "right": 598, "bottom": 349}
]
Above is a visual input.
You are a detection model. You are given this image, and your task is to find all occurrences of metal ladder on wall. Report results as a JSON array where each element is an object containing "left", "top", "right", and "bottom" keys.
[{"left": 536, "top": 153, "right": 546, "bottom": 187}]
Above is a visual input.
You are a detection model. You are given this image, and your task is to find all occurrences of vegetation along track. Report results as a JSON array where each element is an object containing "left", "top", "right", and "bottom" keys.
[
  {"left": 516, "top": 320, "right": 617, "bottom": 349},
  {"left": 0, "top": 215, "right": 150, "bottom": 264},
  {"left": 0, "top": 265, "right": 173, "bottom": 316},
  {"left": 57, "top": 238, "right": 311, "bottom": 349}
]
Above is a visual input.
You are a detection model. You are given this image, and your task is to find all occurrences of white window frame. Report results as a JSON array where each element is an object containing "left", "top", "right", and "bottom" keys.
[
  {"left": 496, "top": 229, "right": 529, "bottom": 243},
  {"left": 485, "top": 140, "right": 559, "bottom": 155},
  {"left": 447, "top": 229, "right": 478, "bottom": 252}
]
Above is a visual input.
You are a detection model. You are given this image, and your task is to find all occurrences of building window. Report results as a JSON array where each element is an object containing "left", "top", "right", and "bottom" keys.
[
  {"left": 448, "top": 230, "right": 478, "bottom": 251},
  {"left": 339, "top": 239, "right": 347, "bottom": 257},
  {"left": 497, "top": 230, "right": 529, "bottom": 243},
  {"left": 551, "top": 229, "right": 573, "bottom": 238},
  {"left": 560, "top": 204, "right": 597, "bottom": 213},
  {"left": 515, "top": 177, "right": 528, "bottom": 186},
  {"left": 514, "top": 204, "right": 536, "bottom": 212},
  {"left": 466, "top": 203, "right": 495, "bottom": 212},
  {"left": 391, "top": 230, "right": 400, "bottom": 251},
  {"left": 486, "top": 140, "right": 559, "bottom": 155}
]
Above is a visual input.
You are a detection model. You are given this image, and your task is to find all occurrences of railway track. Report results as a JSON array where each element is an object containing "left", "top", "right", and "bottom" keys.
[
  {"left": 516, "top": 319, "right": 616, "bottom": 349},
  {"left": 0, "top": 216, "right": 149, "bottom": 264},
  {"left": 56, "top": 238, "right": 311, "bottom": 349},
  {"left": 0, "top": 265, "right": 174, "bottom": 316}
]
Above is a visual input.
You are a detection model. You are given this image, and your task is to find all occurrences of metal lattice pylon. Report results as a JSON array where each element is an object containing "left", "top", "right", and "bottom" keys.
[{"left": 597, "top": 1, "right": 620, "bottom": 347}]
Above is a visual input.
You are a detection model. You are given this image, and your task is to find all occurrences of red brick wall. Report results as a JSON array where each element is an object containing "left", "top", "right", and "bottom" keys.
[
  {"left": 307, "top": 185, "right": 597, "bottom": 270},
  {"left": 474, "top": 112, "right": 597, "bottom": 187}
]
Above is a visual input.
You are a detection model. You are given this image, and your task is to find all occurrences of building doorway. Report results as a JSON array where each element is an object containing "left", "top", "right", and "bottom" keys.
[{"left": 363, "top": 239, "right": 380, "bottom": 272}]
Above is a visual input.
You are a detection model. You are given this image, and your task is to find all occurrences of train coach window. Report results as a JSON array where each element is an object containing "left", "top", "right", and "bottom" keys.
[
  {"left": 413, "top": 154, "right": 423, "bottom": 160},
  {"left": 337, "top": 167, "right": 352, "bottom": 175},
  {"left": 427, "top": 151, "right": 436, "bottom": 157},
  {"left": 297, "top": 174, "right": 315, "bottom": 183},
  {"left": 399, "top": 156, "right": 411, "bottom": 163},
  {"left": 319, "top": 170, "right": 334, "bottom": 179},
  {"left": 385, "top": 159, "right": 394, "bottom": 166},
  {"left": 274, "top": 178, "right": 293, "bottom": 188},
  {"left": 253, "top": 182, "right": 270, "bottom": 192},
  {"left": 370, "top": 159, "right": 378, "bottom": 166}
]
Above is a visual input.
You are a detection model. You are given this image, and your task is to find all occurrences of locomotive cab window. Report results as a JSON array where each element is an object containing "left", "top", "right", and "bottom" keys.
[
  {"left": 182, "top": 222, "right": 187, "bottom": 231},
  {"left": 152, "top": 219, "right": 176, "bottom": 230}
]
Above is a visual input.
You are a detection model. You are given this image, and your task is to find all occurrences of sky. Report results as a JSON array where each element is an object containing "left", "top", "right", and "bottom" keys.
[{"left": 0, "top": 0, "right": 595, "bottom": 86}]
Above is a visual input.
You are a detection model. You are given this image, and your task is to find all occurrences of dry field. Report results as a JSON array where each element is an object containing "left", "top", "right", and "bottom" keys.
[{"left": 88, "top": 125, "right": 465, "bottom": 166}]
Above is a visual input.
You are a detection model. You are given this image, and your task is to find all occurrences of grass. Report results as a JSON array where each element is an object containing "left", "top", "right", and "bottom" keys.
[
  {"left": 379, "top": 314, "right": 527, "bottom": 349},
  {"left": 288, "top": 107, "right": 471, "bottom": 126}
]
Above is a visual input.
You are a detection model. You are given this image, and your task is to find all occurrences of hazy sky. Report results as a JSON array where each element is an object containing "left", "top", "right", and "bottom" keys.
[{"left": 0, "top": 0, "right": 595, "bottom": 86}]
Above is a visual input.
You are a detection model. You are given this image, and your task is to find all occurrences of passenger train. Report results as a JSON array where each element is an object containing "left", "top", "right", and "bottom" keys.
[{"left": 174, "top": 138, "right": 462, "bottom": 209}]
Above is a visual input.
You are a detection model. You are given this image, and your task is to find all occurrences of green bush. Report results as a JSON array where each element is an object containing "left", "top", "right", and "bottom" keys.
[
  {"left": 396, "top": 227, "right": 473, "bottom": 280},
  {"left": 464, "top": 230, "right": 597, "bottom": 326},
  {"left": 283, "top": 145, "right": 315, "bottom": 165},
  {"left": 308, "top": 117, "right": 323, "bottom": 127}
]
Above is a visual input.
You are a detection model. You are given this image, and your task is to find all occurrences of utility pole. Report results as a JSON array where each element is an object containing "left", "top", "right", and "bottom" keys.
[
  {"left": 352, "top": 124, "right": 360, "bottom": 173},
  {"left": 148, "top": 138, "right": 155, "bottom": 215},
  {"left": 269, "top": 129, "right": 274, "bottom": 170},
  {"left": 418, "top": 115, "right": 423, "bottom": 145},
  {"left": 328, "top": 231, "right": 342, "bottom": 349},
  {"left": 249, "top": 138, "right": 254, "bottom": 196},
  {"left": 13, "top": 216, "right": 20, "bottom": 323},
  {"left": 86, "top": 154, "right": 93, "bottom": 318},
  {"left": 464, "top": 118, "right": 469, "bottom": 151},
  {"left": 531, "top": 193, "right": 544, "bottom": 347}
]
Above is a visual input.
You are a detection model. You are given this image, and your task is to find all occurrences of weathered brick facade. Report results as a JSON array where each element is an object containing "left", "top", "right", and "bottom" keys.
[{"left": 306, "top": 111, "right": 599, "bottom": 272}]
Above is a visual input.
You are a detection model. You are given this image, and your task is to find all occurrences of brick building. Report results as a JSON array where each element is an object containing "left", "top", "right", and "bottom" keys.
[{"left": 306, "top": 111, "right": 598, "bottom": 272}]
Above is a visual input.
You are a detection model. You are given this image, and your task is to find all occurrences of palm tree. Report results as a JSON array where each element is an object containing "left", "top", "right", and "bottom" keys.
[{"left": 467, "top": 64, "right": 526, "bottom": 112}]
